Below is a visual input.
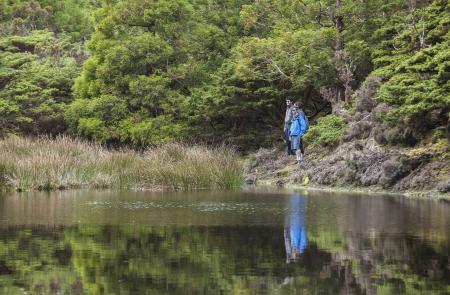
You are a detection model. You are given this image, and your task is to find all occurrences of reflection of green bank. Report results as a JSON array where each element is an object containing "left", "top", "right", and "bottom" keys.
[
  {"left": 0, "top": 225, "right": 343, "bottom": 294},
  {"left": 65, "top": 225, "right": 342, "bottom": 294},
  {"left": 308, "top": 229, "right": 347, "bottom": 253},
  {"left": 0, "top": 228, "right": 78, "bottom": 295},
  {"left": 310, "top": 228, "right": 450, "bottom": 295},
  {"left": 2, "top": 188, "right": 450, "bottom": 294},
  {"left": 378, "top": 272, "right": 450, "bottom": 295},
  {"left": 0, "top": 225, "right": 449, "bottom": 295}
]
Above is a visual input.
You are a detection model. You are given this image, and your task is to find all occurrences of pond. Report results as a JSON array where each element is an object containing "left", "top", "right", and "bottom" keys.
[{"left": 0, "top": 189, "right": 449, "bottom": 294}]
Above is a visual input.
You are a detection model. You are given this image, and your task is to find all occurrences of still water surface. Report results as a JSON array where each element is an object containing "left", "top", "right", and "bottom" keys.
[{"left": 0, "top": 189, "right": 449, "bottom": 294}]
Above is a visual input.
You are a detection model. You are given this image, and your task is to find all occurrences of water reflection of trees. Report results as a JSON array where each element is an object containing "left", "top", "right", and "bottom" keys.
[
  {"left": 305, "top": 194, "right": 450, "bottom": 294},
  {"left": 0, "top": 222, "right": 448, "bottom": 294},
  {"left": 0, "top": 225, "right": 345, "bottom": 294},
  {"left": 0, "top": 194, "right": 449, "bottom": 294}
]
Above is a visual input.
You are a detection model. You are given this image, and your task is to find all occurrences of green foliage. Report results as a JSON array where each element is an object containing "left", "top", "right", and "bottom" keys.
[
  {"left": 186, "top": 27, "right": 337, "bottom": 148},
  {"left": 0, "top": 0, "right": 95, "bottom": 41},
  {"left": 0, "top": 0, "right": 96, "bottom": 137},
  {"left": 184, "top": 0, "right": 416, "bottom": 149},
  {"left": 304, "top": 115, "right": 347, "bottom": 148},
  {"left": 0, "top": 30, "right": 80, "bottom": 136},
  {"left": 0, "top": 0, "right": 448, "bottom": 150},
  {"left": 40, "top": 0, "right": 96, "bottom": 41},
  {"left": 373, "top": 0, "right": 449, "bottom": 130},
  {"left": 68, "top": 0, "right": 249, "bottom": 146}
]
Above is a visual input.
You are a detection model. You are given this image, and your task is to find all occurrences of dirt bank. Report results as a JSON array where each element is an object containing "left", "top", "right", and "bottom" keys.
[{"left": 244, "top": 138, "right": 450, "bottom": 197}]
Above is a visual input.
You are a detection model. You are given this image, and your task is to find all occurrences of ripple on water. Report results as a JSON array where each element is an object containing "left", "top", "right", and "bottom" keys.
[{"left": 84, "top": 201, "right": 289, "bottom": 214}]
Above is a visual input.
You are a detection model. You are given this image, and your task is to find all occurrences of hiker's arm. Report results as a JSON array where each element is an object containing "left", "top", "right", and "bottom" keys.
[{"left": 299, "top": 116, "right": 307, "bottom": 136}]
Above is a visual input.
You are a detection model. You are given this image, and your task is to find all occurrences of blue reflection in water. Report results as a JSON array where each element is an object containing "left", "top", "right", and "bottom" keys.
[{"left": 284, "top": 194, "right": 308, "bottom": 263}]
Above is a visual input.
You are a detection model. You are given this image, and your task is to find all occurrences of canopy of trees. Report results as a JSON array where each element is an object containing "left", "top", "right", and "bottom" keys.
[{"left": 0, "top": 0, "right": 448, "bottom": 149}]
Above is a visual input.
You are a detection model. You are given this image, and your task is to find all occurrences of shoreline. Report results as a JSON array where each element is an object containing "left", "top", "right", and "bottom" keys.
[
  {"left": 2, "top": 181, "right": 450, "bottom": 201},
  {"left": 250, "top": 179, "right": 450, "bottom": 200}
]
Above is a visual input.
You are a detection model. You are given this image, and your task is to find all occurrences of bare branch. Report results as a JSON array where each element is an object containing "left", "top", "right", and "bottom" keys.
[{"left": 270, "top": 59, "right": 292, "bottom": 81}]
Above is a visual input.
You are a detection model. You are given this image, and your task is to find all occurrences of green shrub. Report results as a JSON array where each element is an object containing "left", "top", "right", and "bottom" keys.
[{"left": 303, "top": 115, "right": 348, "bottom": 148}]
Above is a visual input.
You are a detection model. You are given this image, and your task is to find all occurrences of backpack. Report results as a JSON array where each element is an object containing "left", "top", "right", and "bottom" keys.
[{"left": 300, "top": 111, "right": 309, "bottom": 133}]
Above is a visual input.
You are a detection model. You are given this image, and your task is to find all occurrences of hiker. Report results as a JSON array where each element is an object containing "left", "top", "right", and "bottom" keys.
[
  {"left": 284, "top": 98, "right": 294, "bottom": 156},
  {"left": 289, "top": 104, "right": 307, "bottom": 163}
]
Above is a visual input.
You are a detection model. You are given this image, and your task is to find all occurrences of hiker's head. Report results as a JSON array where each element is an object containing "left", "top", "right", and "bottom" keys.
[
  {"left": 295, "top": 101, "right": 304, "bottom": 110},
  {"left": 292, "top": 107, "right": 299, "bottom": 115},
  {"left": 286, "top": 98, "right": 292, "bottom": 106}
]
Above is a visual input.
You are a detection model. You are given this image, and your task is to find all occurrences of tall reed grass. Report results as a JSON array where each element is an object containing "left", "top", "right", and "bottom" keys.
[{"left": 0, "top": 136, "right": 243, "bottom": 191}]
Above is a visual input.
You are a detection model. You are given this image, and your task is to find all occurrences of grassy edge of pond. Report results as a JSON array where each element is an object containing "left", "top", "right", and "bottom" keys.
[
  {"left": 253, "top": 179, "right": 450, "bottom": 200},
  {"left": 0, "top": 136, "right": 243, "bottom": 192}
]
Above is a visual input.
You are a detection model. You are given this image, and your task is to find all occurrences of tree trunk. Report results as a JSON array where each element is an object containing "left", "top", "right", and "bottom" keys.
[
  {"left": 335, "top": 0, "right": 344, "bottom": 52},
  {"left": 335, "top": 0, "right": 345, "bottom": 103}
]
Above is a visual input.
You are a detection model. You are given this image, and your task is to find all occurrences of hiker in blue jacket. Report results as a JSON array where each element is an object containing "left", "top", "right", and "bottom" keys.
[{"left": 289, "top": 102, "right": 307, "bottom": 163}]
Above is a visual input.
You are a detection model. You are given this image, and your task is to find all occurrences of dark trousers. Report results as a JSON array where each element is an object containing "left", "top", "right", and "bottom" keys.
[
  {"left": 298, "top": 137, "right": 304, "bottom": 154},
  {"left": 284, "top": 127, "right": 292, "bottom": 155}
]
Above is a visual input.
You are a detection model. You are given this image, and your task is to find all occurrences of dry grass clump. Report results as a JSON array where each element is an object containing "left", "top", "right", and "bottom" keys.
[
  {"left": 142, "top": 144, "right": 243, "bottom": 190},
  {"left": 0, "top": 136, "right": 242, "bottom": 191}
]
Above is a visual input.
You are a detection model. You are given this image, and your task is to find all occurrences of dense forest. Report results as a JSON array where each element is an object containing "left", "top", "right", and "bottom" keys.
[{"left": 0, "top": 0, "right": 449, "bottom": 150}]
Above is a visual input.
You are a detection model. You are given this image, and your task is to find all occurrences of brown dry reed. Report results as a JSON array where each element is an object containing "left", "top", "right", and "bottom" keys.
[{"left": 0, "top": 136, "right": 243, "bottom": 191}]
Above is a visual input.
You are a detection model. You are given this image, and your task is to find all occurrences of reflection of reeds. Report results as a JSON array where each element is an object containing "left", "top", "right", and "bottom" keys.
[{"left": 0, "top": 136, "right": 243, "bottom": 191}]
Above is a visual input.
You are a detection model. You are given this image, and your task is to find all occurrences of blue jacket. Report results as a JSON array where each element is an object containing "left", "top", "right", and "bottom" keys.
[{"left": 290, "top": 112, "right": 307, "bottom": 137}]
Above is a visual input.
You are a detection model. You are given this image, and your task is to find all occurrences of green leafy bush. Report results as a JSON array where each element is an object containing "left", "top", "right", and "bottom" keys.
[{"left": 304, "top": 115, "right": 348, "bottom": 148}]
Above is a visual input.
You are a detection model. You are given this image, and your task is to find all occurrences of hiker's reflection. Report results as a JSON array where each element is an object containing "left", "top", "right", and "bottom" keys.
[{"left": 284, "top": 194, "right": 308, "bottom": 263}]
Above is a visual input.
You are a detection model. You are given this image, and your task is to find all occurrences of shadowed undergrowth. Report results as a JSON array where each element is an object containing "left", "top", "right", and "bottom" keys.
[{"left": 0, "top": 136, "right": 243, "bottom": 191}]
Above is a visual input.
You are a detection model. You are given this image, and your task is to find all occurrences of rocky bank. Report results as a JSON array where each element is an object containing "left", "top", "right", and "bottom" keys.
[
  {"left": 244, "top": 139, "right": 449, "bottom": 196},
  {"left": 244, "top": 79, "right": 450, "bottom": 197}
]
